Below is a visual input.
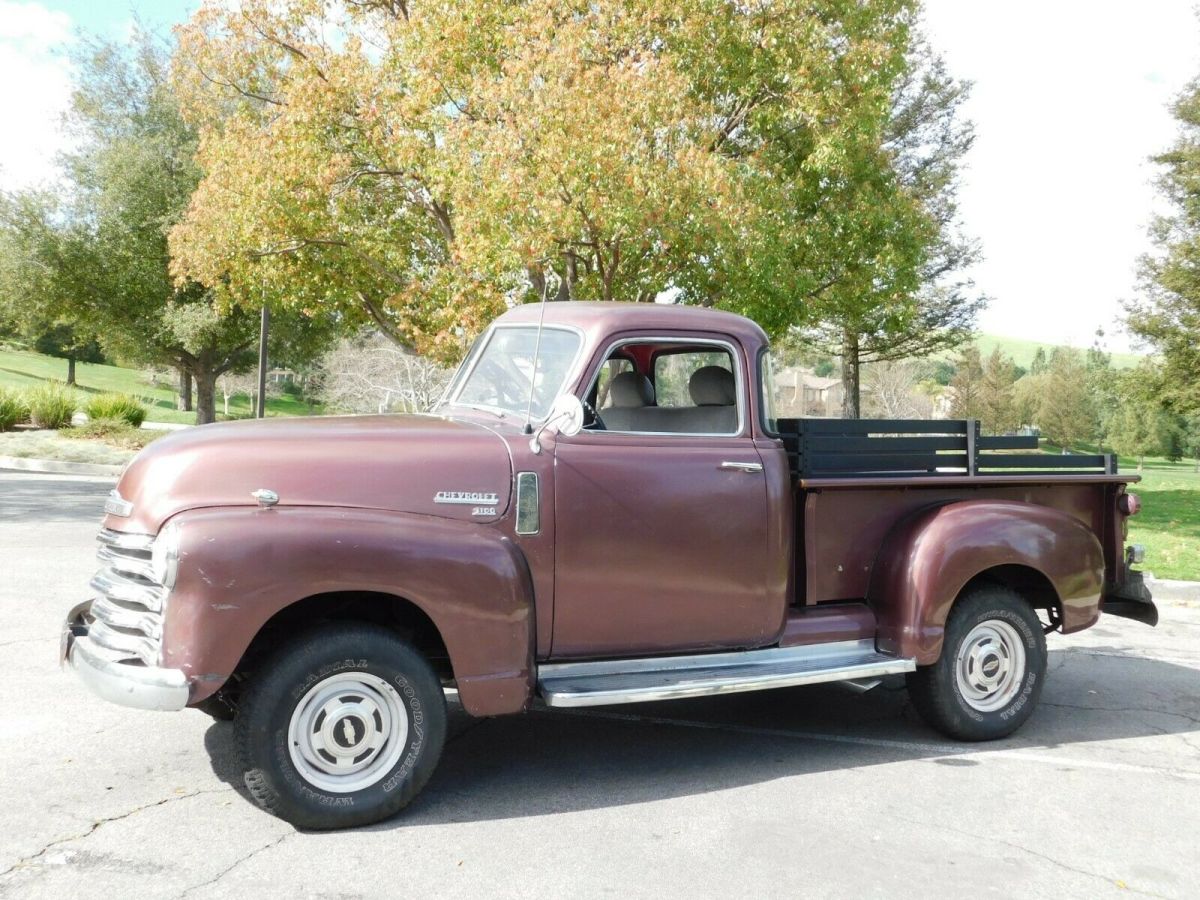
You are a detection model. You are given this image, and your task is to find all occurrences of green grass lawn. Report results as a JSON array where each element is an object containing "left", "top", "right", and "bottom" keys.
[
  {"left": 0, "top": 348, "right": 319, "bottom": 423},
  {"left": 1123, "top": 458, "right": 1200, "bottom": 582},
  {"left": 1030, "top": 441, "right": 1197, "bottom": 582}
]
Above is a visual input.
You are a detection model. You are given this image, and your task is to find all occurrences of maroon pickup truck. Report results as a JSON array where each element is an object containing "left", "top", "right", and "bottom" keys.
[{"left": 62, "top": 302, "right": 1156, "bottom": 829}]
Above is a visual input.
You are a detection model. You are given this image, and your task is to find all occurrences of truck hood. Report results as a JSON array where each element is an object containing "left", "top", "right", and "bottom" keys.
[{"left": 106, "top": 414, "right": 513, "bottom": 534}]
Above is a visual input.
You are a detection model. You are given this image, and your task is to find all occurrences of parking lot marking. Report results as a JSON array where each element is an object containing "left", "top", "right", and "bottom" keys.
[{"left": 543, "top": 708, "right": 1200, "bottom": 782}]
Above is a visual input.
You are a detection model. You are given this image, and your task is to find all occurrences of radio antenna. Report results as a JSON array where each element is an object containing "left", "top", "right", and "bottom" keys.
[{"left": 521, "top": 276, "right": 552, "bottom": 435}]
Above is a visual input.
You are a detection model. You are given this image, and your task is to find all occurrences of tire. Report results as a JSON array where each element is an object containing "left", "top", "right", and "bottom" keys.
[
  {"left": 233, "top": 622, "right": 447, "bottom": 829},
  {"left": 907, "top": 585, "right": 1047, "bottom": 741}
]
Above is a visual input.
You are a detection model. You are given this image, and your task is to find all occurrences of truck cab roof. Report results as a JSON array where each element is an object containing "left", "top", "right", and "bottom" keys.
[{"left": 493, "top": 301, "right": 769, "bottom": 352}]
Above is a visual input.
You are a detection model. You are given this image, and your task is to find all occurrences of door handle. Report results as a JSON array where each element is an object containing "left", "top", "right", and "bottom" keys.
[{"left": 719, "top": 461, "right": 763, "bottom": 473}]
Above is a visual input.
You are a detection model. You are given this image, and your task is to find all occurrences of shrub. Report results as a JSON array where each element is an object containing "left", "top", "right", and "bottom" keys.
[
  {"left": 84, "top": 392, "right": 147, "bottom": 428},
  {"left": 27, "top": 382, "right": 77, "bottom": 429},
  {"left": 0, "top": 388, "right": 30, "bottom": 431},
  {"left": 63, "top": 419, "right": 165, "bottom": 450}
]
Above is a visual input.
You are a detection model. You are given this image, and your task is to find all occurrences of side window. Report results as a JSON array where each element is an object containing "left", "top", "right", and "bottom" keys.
[
  {"left": 588, "top": 342, "right": 741, "bottom": 436},
  {"left": 653, "top": 351, "right": 733, "bottom": 407}
]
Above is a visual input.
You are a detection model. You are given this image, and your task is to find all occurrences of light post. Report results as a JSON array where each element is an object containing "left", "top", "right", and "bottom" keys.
[{"left": 256, "top": 304, "right": 269, "bottom": 418}]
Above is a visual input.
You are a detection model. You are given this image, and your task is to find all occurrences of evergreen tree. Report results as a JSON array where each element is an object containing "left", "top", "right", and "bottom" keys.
[
  {"left": 1013, "top": 374, "right": 1049, "bottom": 430},
  {"left": 1029, "top": 347, "right": 1048, "bottom": 375},
  {"left": 949, "top": 345, "right": 985, "bottom": 420},
  {"left": 978, "top": 347, "right": 1018, "bottom": 434},
  {"left": 1129, "top": 78, "right": 1200, "bottom": 415},
  {"left": 1039, "top": 349, "right": 1095, "bottom": 451}
]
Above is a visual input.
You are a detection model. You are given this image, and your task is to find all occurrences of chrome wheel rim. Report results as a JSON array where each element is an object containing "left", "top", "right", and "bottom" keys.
[
  {"left": 955, "top": 619, "right": 1026, "bottom": 713},
  {"left": 287, "top": 672, "right": 408, "bottom": 794}
]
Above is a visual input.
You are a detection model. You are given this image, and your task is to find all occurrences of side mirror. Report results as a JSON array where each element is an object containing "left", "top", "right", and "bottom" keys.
[
  {"left": 553, "top": 393, "right": 584, "bottom": 437},
  {"left": 530, "top": 394, "right": 584, "bottom": 454}
]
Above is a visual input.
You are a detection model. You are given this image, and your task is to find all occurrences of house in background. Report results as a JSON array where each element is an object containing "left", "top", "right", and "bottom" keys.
[{"left": 773, "top": 367, "right": 843, "bottom": 418}]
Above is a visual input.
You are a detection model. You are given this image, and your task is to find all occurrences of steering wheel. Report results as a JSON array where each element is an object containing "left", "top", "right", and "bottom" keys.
[{"left": 582, "top": 397, "right": 607, "bottom": 430}]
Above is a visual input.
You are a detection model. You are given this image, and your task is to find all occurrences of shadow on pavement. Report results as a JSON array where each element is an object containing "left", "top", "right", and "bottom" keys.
[
  {"left": 0, "top": 476, "right": 110, "bottom": 523},
  {"left": 202, "top": 644, "right": 1200, "bottom": 830}
]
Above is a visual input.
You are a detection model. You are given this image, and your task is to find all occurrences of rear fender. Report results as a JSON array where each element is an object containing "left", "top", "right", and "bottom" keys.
[
  {"left": 868, "top": 499, "right": 1104, "bottom": 664},
  {"left": 161, "top": 506, "right": 535, "bottom": 716}
]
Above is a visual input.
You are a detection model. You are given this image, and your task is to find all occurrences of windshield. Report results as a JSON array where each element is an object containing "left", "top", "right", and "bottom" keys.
[{"left": 445, "top": 326, "right": 582, "bottom": 419}]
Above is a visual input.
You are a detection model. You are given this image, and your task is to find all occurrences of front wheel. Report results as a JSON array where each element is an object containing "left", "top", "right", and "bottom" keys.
[
  {"left": 234, "top": 623, "right": 447, "bottom": 829},
  {"left": 907, "top": 586, "right": 1047, "bottom": 741}
]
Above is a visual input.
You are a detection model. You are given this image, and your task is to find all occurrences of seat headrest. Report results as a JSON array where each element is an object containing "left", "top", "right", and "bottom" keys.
[
  {"left": 609, "top": 371, "right": 655, "bottom": 408},
  {"left": 689, "top": 366, "right": 735, "bottom": 406}
]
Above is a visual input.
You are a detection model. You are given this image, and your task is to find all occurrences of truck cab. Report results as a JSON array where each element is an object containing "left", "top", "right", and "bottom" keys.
[{"left": 62, "top": 302, "right": 1156, "bottom": 829}]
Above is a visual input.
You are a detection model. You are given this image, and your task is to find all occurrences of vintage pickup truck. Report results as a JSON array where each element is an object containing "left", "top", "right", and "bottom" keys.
[{"left": 62, "top": 302, "right": 1156, "bottom": 829}]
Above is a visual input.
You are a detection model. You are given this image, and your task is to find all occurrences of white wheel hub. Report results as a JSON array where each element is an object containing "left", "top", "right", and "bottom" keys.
[
  {"left": 287, "top": 672, "right": 409, "bottom": 793},
  {"left": 955, "top": 619, "right": 1026, "bottom": 713}
]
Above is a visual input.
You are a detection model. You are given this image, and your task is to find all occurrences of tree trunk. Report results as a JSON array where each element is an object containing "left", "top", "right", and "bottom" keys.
[
  {"left": 194, "top": 369, "right": 218, "bottom": 425},
  {"left": 177, "top": 369, "right": 193, "bottom": 411},
  {"left": 840, "top": 328, "right": 861, "bottom": 419},
  {"left": 66, "top": 355, "right": 76, "bottom": 386}
]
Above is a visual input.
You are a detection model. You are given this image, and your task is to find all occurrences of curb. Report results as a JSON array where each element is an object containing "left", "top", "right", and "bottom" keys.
[
  {"left": 1145, "top": 576, "right": 1200, "bottom": 604},
  {"left": 142, "top": 421, "right": 190, "bottom": 432},
  {"left": 0, "top": 455, "right": 122, "bottom": 477}
]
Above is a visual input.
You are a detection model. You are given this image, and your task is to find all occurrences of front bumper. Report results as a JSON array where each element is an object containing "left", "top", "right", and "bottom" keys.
[
  {"left": 61, "top": 601, "right": 189, "bottom": 711},
  {"left": 1101, "top": 570, "right": 1159, "bottom": 627}
]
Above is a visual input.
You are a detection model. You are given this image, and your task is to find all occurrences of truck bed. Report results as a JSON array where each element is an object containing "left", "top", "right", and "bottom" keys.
[
  {"left": 776, "top": 417, "right": 1119, "bottom": 480},
  {"left": 776, "top": 418, "right": 1136, "bottom": 609}
]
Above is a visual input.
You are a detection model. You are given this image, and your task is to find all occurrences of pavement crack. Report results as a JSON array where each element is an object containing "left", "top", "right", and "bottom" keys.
[
  {"left": 0, "top": 637, "right": 54, "bottom": 649},
  {"left": 877, "top": 810, "right": 1165, "bottom": 897},
  {"left": 0, "top": 788, "right": 231, "bottom": 881},
  {"left": 1040, "top": 700, "right": 1200, "bottom": 726},
  {"left": 176, "top": 831, "right": 292, "bottom": 899}
]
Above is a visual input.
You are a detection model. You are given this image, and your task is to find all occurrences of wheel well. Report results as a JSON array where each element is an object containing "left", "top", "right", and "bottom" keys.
[
  {"left": 961, "top": 564, "right": 1063, "bottom": 630},
  {"left": 232, "top": 591, "right": 454, "bottom": 687}
]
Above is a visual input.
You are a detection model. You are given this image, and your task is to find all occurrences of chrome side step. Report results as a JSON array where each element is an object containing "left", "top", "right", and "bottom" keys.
[{"left": 537, "top": 640, "right": 915, "bottom": 708}]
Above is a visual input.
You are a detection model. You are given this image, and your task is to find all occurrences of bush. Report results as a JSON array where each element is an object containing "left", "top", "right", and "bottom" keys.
[
  {"left": 27, "top": 382, "right": 77, "bottom": 429},
  {"left": 84, "top": 392, "right": 147, "bottom": 428},
  {"left": 0, "top": 388, "right": 30, "bottom": 431},
  {"left": 63, "top": 418, "right": 165, "bottom": 450}
]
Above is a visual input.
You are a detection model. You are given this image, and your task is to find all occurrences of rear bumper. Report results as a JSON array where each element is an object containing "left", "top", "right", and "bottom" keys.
[
  {"left": 60, "top": 601, "right": 189, "bottom": 711},
  {"left": 1101, "top": 571, "right": 1158, "bottom": 627}
]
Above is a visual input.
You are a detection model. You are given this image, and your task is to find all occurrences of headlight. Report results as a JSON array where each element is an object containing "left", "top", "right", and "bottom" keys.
[{"left": 151, "top": 522, "right": 180, "bottom": 589}]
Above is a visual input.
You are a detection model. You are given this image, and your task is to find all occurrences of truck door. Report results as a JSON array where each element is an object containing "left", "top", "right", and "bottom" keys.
[{"left": 549, "top": 336, "right": 781, "bottom": 658}]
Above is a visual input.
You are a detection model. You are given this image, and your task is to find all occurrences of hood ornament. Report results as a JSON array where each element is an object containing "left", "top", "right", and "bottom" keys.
[
  {"left": 104, "top": 489, "right": 133, "bottom": 517},
  {"left": 251, "top": 488, "right": 279, "bottom": 508}
]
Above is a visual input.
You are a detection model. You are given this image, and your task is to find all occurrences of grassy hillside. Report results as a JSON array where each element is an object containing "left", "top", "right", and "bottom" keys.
[
  {"left": 973, "top": 333, "right": 1145, "bottom": 370},
  {"left": 0, "top": 348, "right": 318, "bottom": 424}
]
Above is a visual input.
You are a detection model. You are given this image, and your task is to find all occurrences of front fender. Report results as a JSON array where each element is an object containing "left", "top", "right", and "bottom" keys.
[
  {"left": 160, "top": 506, "right": 535, "bottom": 716},
  {"left": 868, "top": 499, "right": 1104, "bottom": 664}
]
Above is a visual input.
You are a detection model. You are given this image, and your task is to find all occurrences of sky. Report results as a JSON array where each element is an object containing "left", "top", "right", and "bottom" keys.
[
  {"left": 922, "top": 0, "right": 1200, "bottom": 353},
  {"left": 1, "top": 1, "right": 1197, "bottom": 354}
]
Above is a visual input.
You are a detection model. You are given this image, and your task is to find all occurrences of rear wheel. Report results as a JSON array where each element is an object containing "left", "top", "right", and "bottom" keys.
[
  {"left": 234, "top": 623, "right": 447, "bottom": 829},
  {"left": 907, "top": 586, "right": 1047, "bottom": 741}
]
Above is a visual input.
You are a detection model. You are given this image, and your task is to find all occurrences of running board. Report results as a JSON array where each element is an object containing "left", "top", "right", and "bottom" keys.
[{"left": 537, "top": 640, "right": 916, "bottom": 708}]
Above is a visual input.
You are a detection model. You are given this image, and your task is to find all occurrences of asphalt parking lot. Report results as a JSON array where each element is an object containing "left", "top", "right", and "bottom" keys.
[{"left": 1, "top": 471, "right": 1198, "bottom": 899}]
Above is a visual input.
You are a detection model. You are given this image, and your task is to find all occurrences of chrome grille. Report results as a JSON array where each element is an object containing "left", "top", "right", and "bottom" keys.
[{"left": 88, "top": 529, "right": 165, "bottom": 666}]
